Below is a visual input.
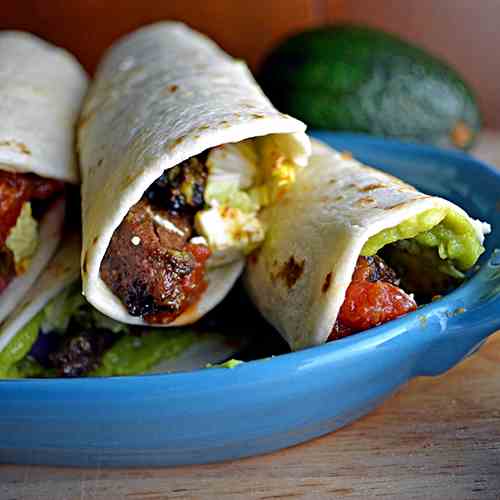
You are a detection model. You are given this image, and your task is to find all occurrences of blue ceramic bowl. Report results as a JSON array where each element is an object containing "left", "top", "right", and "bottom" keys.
[{"left": 1, "top": 133, "right": 499, "bottom": 467}]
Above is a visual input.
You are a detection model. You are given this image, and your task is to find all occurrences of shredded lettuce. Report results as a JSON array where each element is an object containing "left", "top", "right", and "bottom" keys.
[
  {"left": 204, "top": 181, "right": 259, "bottom": 213},
  {"left": 42, "top": 281, "right": 129, "bottom": 335},
  {"left": 200, "top": 136, "right": 300, "bottom": 261},
  {"left": 5, "top": 202, "right": 39, "bottom": 274},
  {"left": 206, "top": 140, "right": 258, "bottom": 190},
  {"left": 41, "top": 282, "right": 86, "bottom": 333},
  {"left": 195, "top": 206, "right": 265, "bottom": 265}
]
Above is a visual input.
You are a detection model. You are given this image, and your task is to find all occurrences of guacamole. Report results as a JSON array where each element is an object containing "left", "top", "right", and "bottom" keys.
[{"left": 361, "top": 208, "right": 484, "bottom": 272}]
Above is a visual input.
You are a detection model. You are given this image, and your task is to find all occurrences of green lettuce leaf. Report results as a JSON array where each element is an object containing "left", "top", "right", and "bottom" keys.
[
  {"left": 41, "top": 282, "right": 130, "bottom": 335},
  {"left": 5, "top": 202, "right": 39, "bottom": 273}
]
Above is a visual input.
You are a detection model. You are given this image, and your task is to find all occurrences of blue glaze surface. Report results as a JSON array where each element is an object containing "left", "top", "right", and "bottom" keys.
[{"left": 1, "top": 132, "right": 499, "bottom": 467}]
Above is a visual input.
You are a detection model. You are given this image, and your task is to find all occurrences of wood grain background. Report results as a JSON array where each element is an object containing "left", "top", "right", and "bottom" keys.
[{"left": 2, "top": 0, "right": 500, "bottom": 126}]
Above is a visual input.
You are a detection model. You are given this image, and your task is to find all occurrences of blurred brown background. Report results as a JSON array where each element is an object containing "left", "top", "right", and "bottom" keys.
[{"left": 2, "top": 0, "right": 499, "bottom": 127}]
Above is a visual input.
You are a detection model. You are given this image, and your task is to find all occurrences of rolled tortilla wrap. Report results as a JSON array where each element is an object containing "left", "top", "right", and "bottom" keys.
[
  {"left": 78, "top": 22, "right": 310, "bottom": 326},
  {"left": 0, "top": 32, "right": 88, "bottom": 323},
  {"left": 244, "top": 140, "right": 490, "bottom": 350}
]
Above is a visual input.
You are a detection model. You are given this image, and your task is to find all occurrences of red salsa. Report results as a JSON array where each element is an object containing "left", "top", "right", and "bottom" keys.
[{"left": 329, "top": 256, "right": 417, "bottom": 341}]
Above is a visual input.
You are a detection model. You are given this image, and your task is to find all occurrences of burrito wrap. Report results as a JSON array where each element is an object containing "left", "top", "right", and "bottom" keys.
[
  {"left": 0, "top": 31, "right": 88, "bottom": 183},
  {"left": 78, "top": 22, "right": 310, "bottom": 325},
  {"left": 244, "top": 141, "right": 489, "bottom": 349},
  {"left": 0, "top": 32, "right": 87, "bottom": 324}
]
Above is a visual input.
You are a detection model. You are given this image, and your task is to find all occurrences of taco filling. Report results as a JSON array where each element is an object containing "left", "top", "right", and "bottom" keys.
[
  {"left": 0, "top": 171, "right": 63, "bottom": 295},
  {"left": 100, "top": 136, "right": 299, "bottom": 324},
  {"left": 329, "top": 208, "right": 488, "bottom": 341},
  {"left": 0, "top": 280, "right": 217, "bottom": 378}
]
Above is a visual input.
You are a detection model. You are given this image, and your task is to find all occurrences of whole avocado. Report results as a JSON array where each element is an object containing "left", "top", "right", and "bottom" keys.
[{"left": 259, "top": 25, "right": 481, "bottom": 149}]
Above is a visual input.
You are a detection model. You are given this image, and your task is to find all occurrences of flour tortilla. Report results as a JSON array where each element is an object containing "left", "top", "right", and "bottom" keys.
[
  {"left": 0, "top": 198, "right": 66, "bottom": 325},
  {"left": 0, "top": 232, "right": 80, "bottom": 352},
  {"left": 0, "top": 32, "right": 87, "bottom": 324},
  {"left": 0, "top": 31, "right": 88, "bottom": 183},
  {"left": 78, "top": 22, "right": 310, "bottom": 325},
  {"left": 244, "top": 140, "right": 488, "bottom": 350}
]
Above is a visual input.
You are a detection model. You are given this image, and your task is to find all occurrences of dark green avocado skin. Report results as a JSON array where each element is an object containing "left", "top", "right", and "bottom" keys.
[{"left": 258, "top": 25, "right": 481, "bottom": 149}]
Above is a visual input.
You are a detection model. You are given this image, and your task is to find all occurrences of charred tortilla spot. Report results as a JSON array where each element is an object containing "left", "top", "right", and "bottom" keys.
[
  {"left": 322, "top": 272, "right": 332, "bottom": 293},
  {"left": 0, "top": 140, "right": 31, "bottom": 155},
  {"left": 384, "top": 200, "right": 414, "bottom": 210},
  {"left": 92, "top": 236, "right": 98, "bottom": 246},
  {"left": 359, "top": 183, "right": 387, "bottom": 192},
  {"left": 198, "top": 125, "right": 210, "bottom": 131},
  {"left": 160, "top": 84, "right": 179, "bottom": 96},
  {"left": 356, "top": 196, "right": 376, "bottom": 207},
  {"left": 251, "top": 113, "right": 265, "bottom": 119},
  {"left": 277, "top": 256, "right": 305, "bottom": 289},
  {"left": 97, "top": 159, "right": 104, "bottom": 166},
  {"left": 173, "top": 136, "right": 185, "bottom": 146},
  {"left": 340, "top": 151, "right": 352, "bottom": 160}
]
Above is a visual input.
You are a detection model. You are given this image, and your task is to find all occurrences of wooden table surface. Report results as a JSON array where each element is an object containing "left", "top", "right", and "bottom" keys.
[{"left": 1, "top": 133, "right": 499, "bottom": 500}]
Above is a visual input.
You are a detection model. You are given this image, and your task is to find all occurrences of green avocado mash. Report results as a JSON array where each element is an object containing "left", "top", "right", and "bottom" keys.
[{"left": 361, "top": 208, "right": 484, "bottom": 271}]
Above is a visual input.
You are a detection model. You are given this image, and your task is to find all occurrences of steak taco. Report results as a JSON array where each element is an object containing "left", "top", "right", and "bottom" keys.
[
  {"left": 0, "top": 32, "right": 88, "bottom": 324},
  {"left": 78, "top": 22, "right": 310, "bottom": 326},
  {"left": 245, "top": 141, "right": 491, "bottom": 349}
]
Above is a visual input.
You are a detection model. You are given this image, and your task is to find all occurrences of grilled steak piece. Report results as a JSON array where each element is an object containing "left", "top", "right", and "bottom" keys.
[
  {"left": 100, "top": 199, "right": 209, "bottom": 320},
  {"left": 49, "top": 329, "right": 115, "bottom": 377},
  {"left": 145, "top": 157, "right": 207, "bottom": 215},
  {"left": 364, "top": 255, "right": 400, "bottom": 286}
]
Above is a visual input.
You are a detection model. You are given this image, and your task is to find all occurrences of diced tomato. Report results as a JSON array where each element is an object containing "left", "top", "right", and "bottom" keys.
[
  {"left": 181, "top": 243, "right": 211, "bottom": 300},
  {"left": 29, "top": 176, "right": 64, "bottom": 200},
  {"left": 329, "top": 256, "right": 417, "bottom": 341},
  {"left": 0, "top": 171, "right": 64, "bottom": 247}
]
